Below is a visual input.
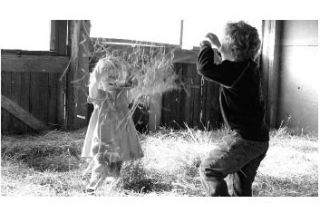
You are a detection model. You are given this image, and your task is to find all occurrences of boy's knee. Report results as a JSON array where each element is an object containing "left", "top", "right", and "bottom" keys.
[
  {"left": 199, "top": 165, "right": 229, "bottom": 196},
  {"left": 200, "top": 156, "right": 228, "bottom": 180},
  {"left": 199, "top": 144, "right": 232, "bottom": 179}
]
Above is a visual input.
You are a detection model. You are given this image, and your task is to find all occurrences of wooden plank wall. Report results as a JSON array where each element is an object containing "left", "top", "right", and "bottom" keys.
[
  {"left": 1, "top": 51, "right": 69, "bottom": 134},
  {"left": 1, "top": 71, "right": 62, "bottom": 134},
  {"left": 161, "top": 63, "right": 222, "bottom": 130}
]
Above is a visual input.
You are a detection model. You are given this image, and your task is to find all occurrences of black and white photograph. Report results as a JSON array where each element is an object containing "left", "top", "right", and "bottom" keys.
[{"left": 0, "top": 0, "right": 319, "bottom": 212}]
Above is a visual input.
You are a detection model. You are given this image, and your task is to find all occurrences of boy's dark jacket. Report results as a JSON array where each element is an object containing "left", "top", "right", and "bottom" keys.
[{"left": 197, "top": 45, "right": 269, "bottom": 142}]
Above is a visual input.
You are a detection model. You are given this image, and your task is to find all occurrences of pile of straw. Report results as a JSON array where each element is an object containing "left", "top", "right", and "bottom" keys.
[
  {"left": 88, "top": 40, "right": 180, "bottom": 119},
  {"left": 93, "top": 43, "right": 179, "bottom": 100}
]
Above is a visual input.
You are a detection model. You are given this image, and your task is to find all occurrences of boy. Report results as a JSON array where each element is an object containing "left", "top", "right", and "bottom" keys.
[{"left": 197, "top": 21, "right": 269, "bottom": 196}]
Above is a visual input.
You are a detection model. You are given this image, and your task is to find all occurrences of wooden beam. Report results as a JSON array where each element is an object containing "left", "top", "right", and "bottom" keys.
[
  {"left": 90, "top": 38, "right": 199, "bottom": 64},
  {"left": 1, "top": 95, "right": 49, "bottom": 132},
  {"left": 66, "top": 20, "right": 91, "bottom": 130},
  {"left": 1, "top": 53, "right": 69, "bottom": 73},
  {"left": 173, "top": 49, "right": 198, "bottom": 64},
  {"left": 91, "top": 37, "right": 180, "bottom": 48},
  {"left": 179, "top": 20, "right": 184, "bottom": 47},
  {"left": 1, "top": 49, "right": 58, "bottom": 56},
  {"left": 50, "top": 20, "right": 68, "bottom": 56},
  {"left": 50, "top": 20, "right": 69, "bottom": 129}
]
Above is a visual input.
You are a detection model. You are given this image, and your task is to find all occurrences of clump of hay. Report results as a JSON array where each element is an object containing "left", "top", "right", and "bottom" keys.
[
  {"left": 117, "top": 160, "right": 174, "bottom": 193},
  {"left": 92, "top": 43, "right": 179, "bottom": 101},
  {"left": 87, "top": 40, "right": 180, "bottom": 125},
  {"left": 1, "top": 130, "right": 84, "bottom": 172}
]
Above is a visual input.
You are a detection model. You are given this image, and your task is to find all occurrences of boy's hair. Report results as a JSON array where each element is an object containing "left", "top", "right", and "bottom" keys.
[{"left": 224, "top": 21, "right": 261, "bottom": 62}]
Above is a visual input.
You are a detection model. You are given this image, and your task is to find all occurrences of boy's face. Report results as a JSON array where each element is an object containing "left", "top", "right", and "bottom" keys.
[{"left": 219, "top": 36, "right": 234, "bottom": 61}]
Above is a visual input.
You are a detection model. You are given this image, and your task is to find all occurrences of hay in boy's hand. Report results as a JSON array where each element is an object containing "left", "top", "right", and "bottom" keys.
[{"left": 125, "top": 46, "right": 179, "bottom": 101}]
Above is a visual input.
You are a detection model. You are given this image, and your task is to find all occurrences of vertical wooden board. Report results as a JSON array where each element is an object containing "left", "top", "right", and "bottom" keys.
[
  {"left": 1, "top": 110, "right": 10, "bottom": 133},
  {"left": 66, "top": 20, "right": 78, "bottom": 130},
  {"left": 168, "top": 90, "right": 177, "bottom": 128},
  {"left": 161, "top": 79, "right": 181, "bottom": 129},
  {"left": 160, "top": 92, "right": 169, "bottom": 126},
  {"left": 161, "top": 91, "right": 173, "bottom": 127},
  {"left": 205, "top": 81, "right": 212, "bottom": 129},
  {"left": 48, "top": 73, "right": 58, "bottom": 127},
  {"left": 175, "top": 63, "right": 184, "bottom": 128},
  {"left": 1, "top": 72, "right": 8, "bottom": 132},
  {"left": 161, "top": 79, "right": 174, "bottom": 128},
  {"left": 177, "top": 63, "right": 186, "bottom": 127},
  {"left": 36, "top": 73, "right": 49, "bottom": 124},
  {"left": 1, "top": 72, "right": 10, "bottom": 95},
  {"left": 20, "top": 72, "right": 34, "bottom": 134},
  {"left": 29, "top": 72, "right": 41, "bottom": 121},
  {"left": 57, "top": 74, "right": 66, "bottom": 127},
  {"left": 191, "top": 64, "right": 201, "bottom": 128},
  {"left": 184, "top": 63, "right": 194, "bottom": 127},
  {"left": 205, "top": 82, "right": 212, "bottom": 128},
  {"left": 204, "top": 82, "right": 212, "bottom": 128},
  {"left": 9, "top": 116, "right": 27, "bottom": 134},
  {"left": 10, "top": 72, "right": 27, "bottom": 133},
  {"left": 74, "top": 54, "right": 88, "bottom": 129},
  {"left": 74, "top": 80, "right": 89, "bottom": 128},
  {"left": 197, "top": 74, "right": 203, "bottom": 128},
  {"left": 1, "top": 71, "right": 12, "bottom": 133},
  {"left": 50, "top": 20, "right": 68, "bottom": 55},
  {"left": 173, "top": 89, "right": 181, "bottom": 129},
  {"left": 173, "top": 63, "right": 185, "bottom": 129},
  {"left": 51, "top": 20, "right": 68, "bottom": 128},
  {"left": 20, "top": 72, "right": 30, "bottom": 111},
  {"left": 201, "top": 80, "right": 208, "bottom": 128},
  {"left": 184, "top": 63, "right": 193, "bottom": 127},
  {"left": 67, "top": 20, "right": 91, "bottom": 130}
]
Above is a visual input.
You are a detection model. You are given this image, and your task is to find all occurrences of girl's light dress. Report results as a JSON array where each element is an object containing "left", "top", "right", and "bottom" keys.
[
  {"left": 81, "top": 61, "right": 144, "bottom": 190},
  {"left": 81, "top": 87, "right": 144, "bottom": 162}
]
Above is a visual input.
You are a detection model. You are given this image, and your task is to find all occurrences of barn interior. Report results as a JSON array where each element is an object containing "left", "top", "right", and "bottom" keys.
[{"left": 1, "top": 20, "right": 318, "bottom": 136}]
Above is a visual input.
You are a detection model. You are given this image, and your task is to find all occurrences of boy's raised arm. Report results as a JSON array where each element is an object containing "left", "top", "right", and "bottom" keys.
[
  {"left": 197, "top": 45, "right": 241, "bottom": 87},
  {"left": 197, "top": 45, "right": 226, "bottom": 83}
]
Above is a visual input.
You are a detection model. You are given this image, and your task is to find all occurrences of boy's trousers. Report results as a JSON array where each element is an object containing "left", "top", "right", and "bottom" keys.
[{"left": 199, "top": 133, "right": 269, "bottom": 196}]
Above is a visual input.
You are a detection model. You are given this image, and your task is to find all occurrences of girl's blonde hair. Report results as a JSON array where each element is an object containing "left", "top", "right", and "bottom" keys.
[
  {"left": 89, "top": 55, "right": 128, "bottom": 95},
  {"left": 223, "top": 21, "right": 261, "bottom": 62}
]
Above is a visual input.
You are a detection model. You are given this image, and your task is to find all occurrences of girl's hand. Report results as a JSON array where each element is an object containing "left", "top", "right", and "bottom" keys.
[
  {"left": 206, "top": 33, "right": 221, "bottom": 48},
  {"left": 87, "top": 96, "right": 95, "bottom": 104}
]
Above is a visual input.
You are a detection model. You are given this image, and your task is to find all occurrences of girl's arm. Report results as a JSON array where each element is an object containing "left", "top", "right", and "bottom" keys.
[{"left": 88, "top": 67, "right": 101, "bottom": 104}]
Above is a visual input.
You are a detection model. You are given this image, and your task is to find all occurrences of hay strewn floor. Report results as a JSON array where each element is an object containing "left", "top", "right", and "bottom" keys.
[{"left": 1, "top": 127, "right": 318, "bottom": 196}]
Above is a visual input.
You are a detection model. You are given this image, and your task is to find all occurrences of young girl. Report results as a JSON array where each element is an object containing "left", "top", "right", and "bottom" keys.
[{"left": 81, "top": 55, "right": 144, "bottom": 193}]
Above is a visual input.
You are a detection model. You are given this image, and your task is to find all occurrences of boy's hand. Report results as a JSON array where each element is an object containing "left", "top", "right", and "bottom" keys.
[
  {"left": 213, "top": 48, "right": 222, "bottom": 64},
  {"left": 200, "top": 39, "right": 212, "bottom": 48},
  {"left": 206, "top": 33, "right": 221, "bottom": 48}
]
